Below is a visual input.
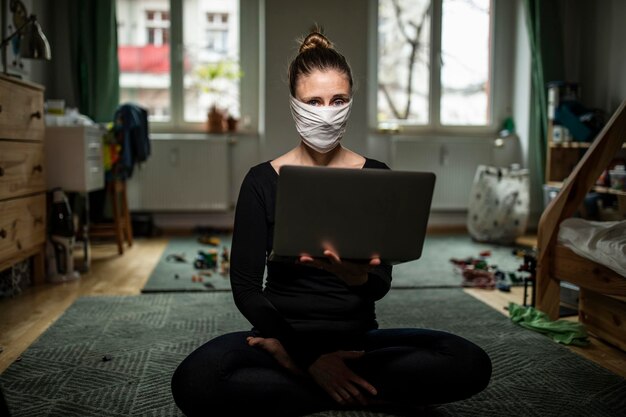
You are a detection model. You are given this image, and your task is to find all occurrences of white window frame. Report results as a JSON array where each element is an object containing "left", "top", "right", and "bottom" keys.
[
  {"left": 144, "top": 0, "right": 259, "bottom": 134},
  {"left": 370, "top": 0, "right": 513, "bottom": 137}
]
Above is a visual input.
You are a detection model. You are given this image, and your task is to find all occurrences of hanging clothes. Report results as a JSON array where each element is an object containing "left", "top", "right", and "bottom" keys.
[{"left": 112, "top": 103, "right": 151, "bottom": 179}]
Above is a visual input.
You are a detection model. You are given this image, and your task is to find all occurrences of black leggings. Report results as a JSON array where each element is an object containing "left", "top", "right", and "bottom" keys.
[{"left": 171, "top": 328, "right": 492, "bottom": 416}]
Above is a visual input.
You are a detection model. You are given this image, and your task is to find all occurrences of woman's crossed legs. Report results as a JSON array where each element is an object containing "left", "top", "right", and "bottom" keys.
[{"left": 171, "top": 328, "right": 491, "bottom": 416}]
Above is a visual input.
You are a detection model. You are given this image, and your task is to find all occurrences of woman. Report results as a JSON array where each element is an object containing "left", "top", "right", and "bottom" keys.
[{"left": 171, "top": 29, "right": 492, "bottom": 416}]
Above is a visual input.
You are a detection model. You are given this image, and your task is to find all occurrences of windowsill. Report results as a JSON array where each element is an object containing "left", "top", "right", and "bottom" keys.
[
  {"left": 371, "top": 129, "right": 499, "bottom": 139},
  {"left": 149, "top": 131, "right": 259, "bottom": 140}
]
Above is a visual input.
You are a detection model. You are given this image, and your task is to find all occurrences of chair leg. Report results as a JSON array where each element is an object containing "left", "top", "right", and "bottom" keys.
[
  {"left": 111, "top": 181, "right": 124, "bottom": 255},
  {"left": 121, "top": 183, "right": 133, "bottom": 247},
  {"left": 90, "top": 180, "right": 133, "bottom": 255}
]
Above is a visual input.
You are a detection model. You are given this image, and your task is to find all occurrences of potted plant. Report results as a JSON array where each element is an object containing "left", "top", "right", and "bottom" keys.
[{"left": 194, "top": 60, "right": 243, "bottom": 133}]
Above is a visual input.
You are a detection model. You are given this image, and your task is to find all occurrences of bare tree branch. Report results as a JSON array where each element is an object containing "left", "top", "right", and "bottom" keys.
[
  {"left": 401, "top": 1, "right": 431, "bottom": 119},
  {"left": 391, "top": 0, "right": 415, "bottom": 46},
  {"left": 380, "top": 0, "right": 488, "bottom": 122},
  {"left": 380, "top": 0, "right": 432, "bottom": 120},
  {"left": 379, "top": 83, "right": 402, "bottom": 119}
]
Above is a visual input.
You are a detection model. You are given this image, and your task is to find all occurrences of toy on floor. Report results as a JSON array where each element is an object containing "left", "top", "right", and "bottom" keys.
[
  {"left": 220, "top": 246, "right": 230, "bottom": 277},
  {"left": 194, "top": 249, "right": 218, "bottom": 269},
  {"left": 450, "top": 252, "right": 496, "bottom": 289},
  {"left": 450, "top": 251, "right": 521, "bottom": 291},
  {"left": 166, "top": 253, "right": 187, "bottom": 263},
  {"left": 198, "top": 235, "right": 221, "bottom": 246}
]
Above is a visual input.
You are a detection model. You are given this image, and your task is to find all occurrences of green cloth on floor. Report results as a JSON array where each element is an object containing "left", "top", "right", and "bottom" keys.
[{"left": 508, "top": 302, "right": 589, "bottom": 346}]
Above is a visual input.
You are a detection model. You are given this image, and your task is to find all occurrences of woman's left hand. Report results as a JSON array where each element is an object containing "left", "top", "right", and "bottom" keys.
[
  {"left": 298, "top": 249, "right": 381, "bottom": 286},
  {"left": 246, "top": 336, "right": 304, "bottom": 376}
]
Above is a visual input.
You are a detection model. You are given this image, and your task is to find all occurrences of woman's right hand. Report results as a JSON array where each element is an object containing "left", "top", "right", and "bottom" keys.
[{"left": 307, "top": 351, "right": 377, "bottom": 406}]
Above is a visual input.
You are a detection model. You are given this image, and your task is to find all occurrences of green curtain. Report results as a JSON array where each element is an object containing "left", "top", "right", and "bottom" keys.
[
  {"left": 524, "top": 0, "right": 565, "bottom": 184},
  {"left": 69, "top": 0, "right": 120, "bottom": 123}
]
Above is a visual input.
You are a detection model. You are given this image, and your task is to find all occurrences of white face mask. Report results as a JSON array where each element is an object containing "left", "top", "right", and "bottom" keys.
[{"left": 289, "top": 95, "right": 352, "bottom": 154}]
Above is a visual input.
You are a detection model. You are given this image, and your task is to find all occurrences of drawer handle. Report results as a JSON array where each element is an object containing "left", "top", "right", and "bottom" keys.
[
  {"left": 31, "top": 111, "right": 42, "bottom": 119},
  {"left": 32, "top": 164, "right": 43, "bottom": 173},
  {"left": 0, "top": 166, "right": 4, "bottom": 177},
  {"left": 0, "top": 229, "right": 6, "bottom": 239}
]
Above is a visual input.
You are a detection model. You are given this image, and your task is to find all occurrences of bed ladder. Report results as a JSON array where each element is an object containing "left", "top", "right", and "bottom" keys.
[{"left": 536, "top": 99, "right": 626, "bottom": 319}]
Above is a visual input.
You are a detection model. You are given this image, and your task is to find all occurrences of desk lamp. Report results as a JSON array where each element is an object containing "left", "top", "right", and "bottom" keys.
[{"left": 1, "top": 0, "right": 51, "bottom": 76}]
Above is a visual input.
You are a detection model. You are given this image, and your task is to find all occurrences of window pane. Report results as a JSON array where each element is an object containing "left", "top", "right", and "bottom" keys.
[
  {"left": 378, "top": 0, "right": 431, "bottom": 126},
  {"left": 183, "top": 0, "right": 240, "bottom": 123},
  {"left": 117, "top": 0, "right": 171, "bottom": 122},
  {"left": 440, "top": 0, "right": 491, "bottom": 125}
]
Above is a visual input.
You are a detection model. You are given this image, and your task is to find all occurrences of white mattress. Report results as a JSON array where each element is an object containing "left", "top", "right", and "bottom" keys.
[{"left": 558, "top": 218, "right": 626, "bottom": 277}]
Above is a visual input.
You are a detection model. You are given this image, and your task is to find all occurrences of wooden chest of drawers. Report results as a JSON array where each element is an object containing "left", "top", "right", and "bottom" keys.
[{"left": 0, "top": 74, "right": 47, "bottom": 284}]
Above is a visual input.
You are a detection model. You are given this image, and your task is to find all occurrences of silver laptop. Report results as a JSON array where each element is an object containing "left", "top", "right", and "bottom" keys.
[{"left": 271, "top": 165, "right": 436, "bottom": 265}]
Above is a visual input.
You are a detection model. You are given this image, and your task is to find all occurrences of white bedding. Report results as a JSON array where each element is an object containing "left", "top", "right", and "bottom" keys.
[{"left": 558, "top": 218, "right": 626, "bottom": 277}]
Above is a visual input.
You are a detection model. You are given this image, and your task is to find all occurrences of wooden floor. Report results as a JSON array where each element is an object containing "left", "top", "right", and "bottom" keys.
[{"left": 1, "top": 236, "right": 625, "bottom": 378}]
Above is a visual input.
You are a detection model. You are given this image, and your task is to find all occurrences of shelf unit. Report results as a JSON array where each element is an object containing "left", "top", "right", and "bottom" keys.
[
  {"left": 546, "top": 180, "right": 626, "bottom": 197},
  {"left": 545, "top": 135, "right": 626, "bottom": 218}
]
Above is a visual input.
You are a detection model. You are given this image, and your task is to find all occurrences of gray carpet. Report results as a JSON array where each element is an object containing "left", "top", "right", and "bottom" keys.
[
  {"left": 143, "top": 235, "right": 525, "bottom": 292},
  {"left": 1, "top": 289, "right": 625, "bottom": 417}
]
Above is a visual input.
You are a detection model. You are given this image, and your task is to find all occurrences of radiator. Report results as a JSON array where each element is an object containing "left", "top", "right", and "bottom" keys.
[
  {"left": 390, "top": 137, "right": 495, "bottom": 210},
  {"left": 127, "top": 139, "right": 231, "bottom": 211}
]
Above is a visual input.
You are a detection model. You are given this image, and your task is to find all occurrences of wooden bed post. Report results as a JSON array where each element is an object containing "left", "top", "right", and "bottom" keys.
[{"left": 536, "top": 100, "right": 626, "bottom": 320}]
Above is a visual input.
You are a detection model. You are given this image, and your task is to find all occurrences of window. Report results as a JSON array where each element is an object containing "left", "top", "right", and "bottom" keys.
[
  {"left": 378, "top": 0, "right": 492, "bottom": 130},
  {"left": 146, "top": 10, "right": 170, "bottom": 46},
  {"left": 117, "top": 0, "right": 240, "bottom": 128},
  {"left": 205, "top": 12, "right": 229, "bottom": 51}
]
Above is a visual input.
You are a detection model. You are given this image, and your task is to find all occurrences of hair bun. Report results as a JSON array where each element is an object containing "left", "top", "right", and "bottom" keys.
[{"left": 299, "top": 32, "right": 333, "bottom": 53}]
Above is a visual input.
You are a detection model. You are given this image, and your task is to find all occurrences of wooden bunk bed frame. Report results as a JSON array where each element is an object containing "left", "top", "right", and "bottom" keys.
[{"left": 536, "top": 99, "right": 626, "bottom": 352}]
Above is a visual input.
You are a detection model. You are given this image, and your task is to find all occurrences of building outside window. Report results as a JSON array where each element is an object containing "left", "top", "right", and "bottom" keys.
[
  {"left": 378, "top": 0, "right": 492, "bottom": 130},
  {"left": 116, "top": 0, "right": 240, "bottom": 128},
  {"left": 146, "top": 10, "right": 170, "bottom": 46},
  {"left": 206, "top": 12, "right": 229, "bottom": 52}
]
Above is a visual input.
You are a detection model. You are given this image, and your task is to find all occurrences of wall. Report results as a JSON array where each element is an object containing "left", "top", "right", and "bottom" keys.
[{"left": 573, "top": 0, "right": 626, "bottom": 114}]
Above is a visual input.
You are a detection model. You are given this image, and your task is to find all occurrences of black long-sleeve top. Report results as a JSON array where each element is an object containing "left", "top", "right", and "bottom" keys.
[{"left": 230, "top": 159, "right": 393, "bottom": 369}]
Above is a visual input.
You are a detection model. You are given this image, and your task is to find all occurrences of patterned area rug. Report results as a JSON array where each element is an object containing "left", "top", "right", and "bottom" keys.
[
  {"left": 1, "top": 290, "right": 624, "bottom": 416},
  {"left": 143, "top": 235, "right": 526, "bottom": 292}
]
